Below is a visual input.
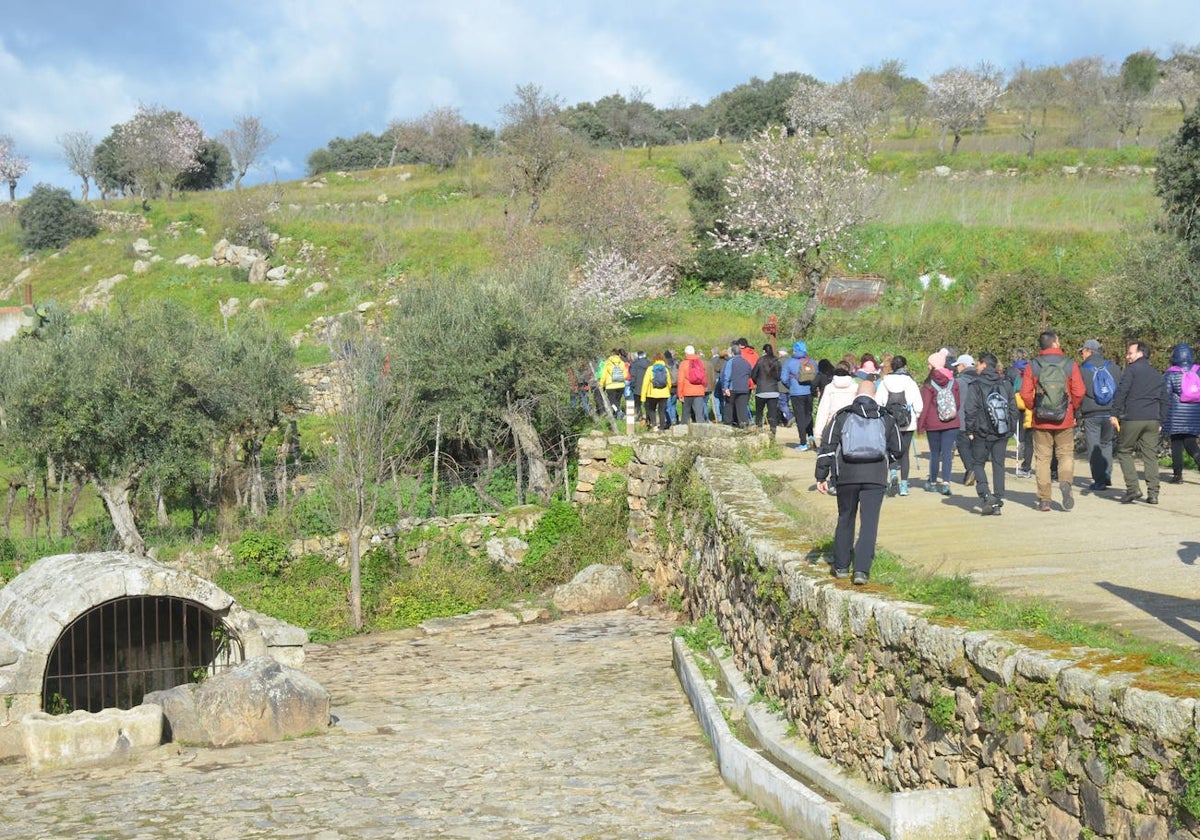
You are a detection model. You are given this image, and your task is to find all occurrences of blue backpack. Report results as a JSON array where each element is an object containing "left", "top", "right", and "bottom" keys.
[{"left": 1083, "top": 361, "right": 1116, "bottom": 407}]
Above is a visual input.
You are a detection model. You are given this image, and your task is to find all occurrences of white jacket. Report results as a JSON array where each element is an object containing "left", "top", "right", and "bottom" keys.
[
  {"left": 874, "top": 372, "right": 925, "bottom": 432},
  {"left": 814, "top": 374, "right": 859, "bottom": 445}
]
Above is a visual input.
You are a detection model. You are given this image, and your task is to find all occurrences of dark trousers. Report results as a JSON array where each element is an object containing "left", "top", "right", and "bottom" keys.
[
  {"left": 832, "top": 482, "right": 885, "bottom": 576},
  {"left": 897, "top": 430, "right": 915, "bottom": 479},
  {"left": 644, "top": 397, "right": 668, "bottom": 430},
  {"left": 725, "top": 392, "right": 750, "bottom": 427},
  {"left": 755, "top": 396, "right": 780, "bottom": 433},
  {"left": 1081, "top": 414, "right": 1114, "bottom": 485},
  {"left": 789, "top": 393, "right": 814, "bottom": 441},
  {"left": 1170, "top": 434, "right": 1200, "bottom": 475},
  {"left": 1115, "top": 419, "right": 1161, "bottom": 495},
  {"left": 970, "top": 436, "right": 1008, "bottom": 501},
  {"left": 1019, "top": 426, "right": 1033, "bottom": 470}
]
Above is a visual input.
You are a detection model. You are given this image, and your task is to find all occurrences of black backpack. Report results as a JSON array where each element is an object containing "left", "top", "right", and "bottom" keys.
[
  {"left": 982, "top": 381, "right": 1012, "bottom": 437},
  {"left": 883, "top": 385, "right": 911, "bottom": 428}
]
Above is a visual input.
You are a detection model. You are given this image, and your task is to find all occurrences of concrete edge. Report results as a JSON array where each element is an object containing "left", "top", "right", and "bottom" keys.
[
  {"left": 672, "top": 636, "right": 873, "bottom": 840},
  {"left": 710, "top": 645, "right": 990, "bottom": 840}
]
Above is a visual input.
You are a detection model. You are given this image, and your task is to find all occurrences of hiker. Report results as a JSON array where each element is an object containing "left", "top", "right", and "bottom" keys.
[
  {"left": 917, "top": 350, "right": 960, "bottom": 496},
  {"left": 781, "top": 341, "right": 818, "bottom": 450},
  {"left": 1007, "top": 349, "right": 1035, "bottom": 478},
  {"left": 629, "top": 351, "right": 650, "bottom": 423},
  {"left": 813, "top": 364, "right": 858, "bottom": 446},
  {"left": 962, "top": 353, "right": 1018, "bottom": 516},
  {"left": 815, "top": 380, "right": 901, "bottom": 585},
  {"left": 1019, "top": 331, "right": 1085, "bottom": 512},
  {"left": 1078, "top": 339, "right": 1118, "bottom": 491},
  {"left": 641, "top": 353, "right": 674, "bottom": 431},
  {"left": 952, "top": 353, "right": 979, "bottom": 486},
  {"left": 677, "top": 345, "right": 709, "bottom": 424},
  {"left": 1111, "top": 341, "right": 1169, "bottom": 504},
  {"left": 750, "top": 343, "right": 783, "bottom": 440},
  {"left": 874, "top": 355, "right": 923, "bottom": 496},
  {"left": 598, "top": 349, "right": 630, "bottom": 418},
  {"left": 1162, "top": 343, "right": 1200, "bottom": 484},
  {"left": 721, "top": 343, "right": 753, "bottom": 427}
]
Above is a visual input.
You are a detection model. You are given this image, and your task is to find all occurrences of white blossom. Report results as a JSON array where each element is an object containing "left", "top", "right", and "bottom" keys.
[
  {"left": 573, "top": 247, "right": 670, "bottom": 317},
  {"left": 114, "top": 104, "right": 205, "bottom": 198},
  {"left": 926, "top": 66, "right": 1002, "bottom": 153},
  {"left": 0, "top": 135, "right": 30, "bottom": 201}
]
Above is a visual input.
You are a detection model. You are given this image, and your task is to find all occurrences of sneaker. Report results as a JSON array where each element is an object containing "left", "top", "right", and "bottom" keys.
[
  {"left": 1170, "top": 474, "right": 1183, "bottom": 484},
  {"left": 795, "top": 443, "right": 809, "bottom": 451},
  {"left": 898, "top": 480, "right": 909, "bottom": 496},
  {"left": 924, "top": 480, "right": 938, "bottom": 493},
  {"left": 1037, "top": 499, "right": 1052, "bottom": 512},
  {"left": 1088, "top": 482, "right": 1109, "bottom": 491},
  {"left": 1118, "top": 490, "right": 1142, "bottom": 504},
  {"left": 1146, "top": 494, "right": 1159, "bottom": 505},
  {"left": 1014, "top": 468, "right": 1033, "bottom": 479},
  {"left": 939, "top": 482, "right": 951, "bottom": 496},
  {"left": 1060, "top": 482, "right": 1074, "bottom": 511},
  {"left": 887, "top": 469, "right": 899, "bottom": 497},
  {"left": 832, "top": 567, "right": 850, "bottom": 579},
  {"left": 980, "top": 500, "right": 998, "bottom": 516},
  {"left": 852, "top": 571, "right": 869, "bottom": 586}
]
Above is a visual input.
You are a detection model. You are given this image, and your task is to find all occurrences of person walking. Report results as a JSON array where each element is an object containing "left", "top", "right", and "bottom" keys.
[
  {"left": 677, "top": 345, "right": 709, "bottom": 425},
  {"left": 781, "top": 341, "right": 818, "bottom": 450},
  {"left": 750, "top": 344, "right": 783, "bottom": 441},
  {"left": 813, "top": 365, "right": 859, "bottom": 445},
  {"left": 721, "top": 344, "right": 753, "bottom": 427},
  {"left": 628, "top": 351, "right": 650, "bottom": 424},
  {"left": 1163, "top": 343, "right": 1200, "bottom": 484},
  {"left": 1019, "top": 331, "right": 1085, "bottom": 512},
  {"left": 1111, "top": 341, "right": 1169, "bottom": 504},
  {"left": 815, "top": 380, "right": 902, "bottom": 585},
  {"left": 962, "top": 353, "right": 1018, "bottom": 516},
  {"left": 1078, "top": 339, "right": 1118, "bottom": 491},
  {"left": 917, "top": 350, "right": 960, "bottom": 496},
  {"left": 874, "top": 355, "right": 923, "bottom": 496},
  {"left": 641, "top": 353, "right": 674, "bottom": 431},
  {"left": 598, "top": 349, "right": 630, "bottom": 418}
]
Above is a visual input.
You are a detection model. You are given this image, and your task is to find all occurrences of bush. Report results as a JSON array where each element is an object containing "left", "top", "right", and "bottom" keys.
[
  {"left": 18, "top": 184, "right": 99, "bottom": 250},
  {"left": 230, "top": 530, "right": 290, "bottom": 575}
]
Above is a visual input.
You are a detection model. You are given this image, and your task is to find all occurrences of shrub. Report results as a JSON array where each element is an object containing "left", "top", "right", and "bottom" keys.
[
  {"left": 18, "top": 183, "right": 99, "bottom": 250},
  {"left": 231, "top": 530, "right": 290, "bottom": 575}
]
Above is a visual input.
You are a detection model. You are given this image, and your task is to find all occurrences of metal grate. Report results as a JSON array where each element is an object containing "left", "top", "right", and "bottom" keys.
[{"left": 42, "top": 596, "right": 244, "bottom": 714}]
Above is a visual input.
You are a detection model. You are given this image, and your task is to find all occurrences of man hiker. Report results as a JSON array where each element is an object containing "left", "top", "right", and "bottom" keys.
[
  {"left": 1078, "top": 339, "right": 1117, "bottom": 491},
  {"left": 962, "top": 352, "right": 1018, "bottom": 516},
  {"left": 1019, "top": 331, "right": 1085, "bottom": 512},
  {"left": 1111, "top": 341, "right": 1169, "bottom": 504}
]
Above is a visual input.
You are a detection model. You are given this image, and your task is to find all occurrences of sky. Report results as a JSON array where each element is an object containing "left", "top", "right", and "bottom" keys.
[{"left": 2, "top": 0, "right": 1199, "bottom": 198}]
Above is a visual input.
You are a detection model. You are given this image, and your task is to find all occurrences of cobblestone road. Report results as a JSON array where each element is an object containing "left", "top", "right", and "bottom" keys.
[{"left": 0, "top": 610, "right": 791, "bottom": 839}]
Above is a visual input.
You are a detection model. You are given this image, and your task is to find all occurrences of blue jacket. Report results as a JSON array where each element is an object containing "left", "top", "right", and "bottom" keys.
[
  {"left": 721, "top": 354, "right": 753, "bottom": 394},
  {"left": 781, "top": 351, "right": 814, "bottom": 397}
]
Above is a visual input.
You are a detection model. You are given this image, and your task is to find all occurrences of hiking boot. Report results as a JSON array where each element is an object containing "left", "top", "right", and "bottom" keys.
[
  {"left": 832, "top": 567, "right": 850, "bottom": 579},
  {"left": 1170, "top": 473, "right": 1183, "bottom": 484},
  {"left": 980, "top": 498, "right": 998, "bottom": 515},
  {"left": 1118, "top": 490, "right": 1143, "bottom": 504},
  {"left": 1146, "top": 494, "right": 1159, "bottom": 505},
  {"left": 1060, "top": 482, "right": 1074, "bottom": 511},
  {"left": 1037, "top": 499, "right": 1052, "bottom": 512},
  {"left": 898, "top": 480, "right": 909, "bottom": 496},
  {"left": 852, "top": 571, "right": 869, "bottom": 586}
]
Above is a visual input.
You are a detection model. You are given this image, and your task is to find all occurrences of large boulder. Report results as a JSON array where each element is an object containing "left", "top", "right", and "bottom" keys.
[
  {"left": 144, "top": 656, "right": 330, "bottom": 747},
  {"left": 552, "top": 564, "right": 638, "bottom": 614}
]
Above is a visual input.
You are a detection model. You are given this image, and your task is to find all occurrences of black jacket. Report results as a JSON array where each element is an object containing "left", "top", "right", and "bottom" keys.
[
  {"left": 815, "top": 396, "right": 901, "bottom": 486},
  {"left": 962, "top": 368, "right": 1018, "bottom": 440},
  {"left": 1112, "top": 357, "right": 1168, "bottom": 423}
]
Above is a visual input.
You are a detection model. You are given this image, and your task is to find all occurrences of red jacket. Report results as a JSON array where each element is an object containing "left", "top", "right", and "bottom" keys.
[
  {"left": 917, "top": 368, "right": 961, "bottom": 432},
  {"left": 1019, "top": 349, "right": 1086, "bottom": 430}
]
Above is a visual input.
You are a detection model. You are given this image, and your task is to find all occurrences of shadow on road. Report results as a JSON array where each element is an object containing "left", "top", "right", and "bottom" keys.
[{"left": 1095, "top": 581, "right": 1200, "bottom": 645}]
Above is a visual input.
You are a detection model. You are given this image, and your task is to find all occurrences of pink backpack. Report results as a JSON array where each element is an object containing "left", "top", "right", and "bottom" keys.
[{"left": 1181, "top": 365, "right": 1200, "bottom": 404}]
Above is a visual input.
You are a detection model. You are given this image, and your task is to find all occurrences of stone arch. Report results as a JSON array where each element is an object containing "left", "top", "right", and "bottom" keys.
[{"left": 0, "top": 552, "right": 270, "bottom": 718}]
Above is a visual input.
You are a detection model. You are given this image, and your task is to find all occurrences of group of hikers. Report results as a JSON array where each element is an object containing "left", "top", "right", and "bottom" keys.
[{"left": 585, "top": 330, "right": 1200, "bottom": 586}]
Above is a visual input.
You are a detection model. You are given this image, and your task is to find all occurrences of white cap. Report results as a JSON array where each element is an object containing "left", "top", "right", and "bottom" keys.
[{"left": 684, "top": 345, "right": 695, "bottom": 355}]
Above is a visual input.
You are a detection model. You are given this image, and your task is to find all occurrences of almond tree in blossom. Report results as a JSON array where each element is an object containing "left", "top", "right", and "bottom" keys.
[
  {"left": 926, "top": 66, "right": 1002, "bottom": 154},
  {"left": 114, "top": 104, "right": 205, "bottom": 200},
  {"left": 713, "top": 128, "right": 874, "bottom": 331},
  {"left": 573, "top": 247, "right": 670, "bottom": 318},
  {"left": 0, "top": 135, "right": 30, "bottom": 202}
]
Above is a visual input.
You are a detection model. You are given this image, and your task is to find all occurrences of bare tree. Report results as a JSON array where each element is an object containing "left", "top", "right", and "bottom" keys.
[
  {"left": 713, "top": 129, "right": 875, "bottom": 332},
  {"left": 0, "top": 136, "right": 29, "bottom": 202},
  {"left": 384, "top": 106, "right": 469, "bottom": 170},
  {"left": 926, "top": 66, "right": 1002, "bottom": 154},
  {"left": 57, "top": 131, "right": 96, "bottom": 201},
  {"left": 1060, "top": 56, "right": 1110, "bottom": 148},
  {"left": 499, "top": 84, "right": 577, "bottom": 223},
  {"left": 1007, "top": 63, "right": 1063, "bottom": 158},
  {"left": 320, "top": 321, "right": 417, "bottom": 630},
  {"left": 221, "top": 115, "right": 278, "bottom": 190}
]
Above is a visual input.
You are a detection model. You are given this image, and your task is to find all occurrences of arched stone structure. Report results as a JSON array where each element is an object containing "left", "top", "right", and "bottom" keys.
[{"left": 0, "top": 552, "right": 275, "bottom": 718}]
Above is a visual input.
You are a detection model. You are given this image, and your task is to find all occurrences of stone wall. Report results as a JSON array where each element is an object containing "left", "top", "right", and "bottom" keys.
[{"left": 607, "top": 431, "right": 1199, "bottom": 840}]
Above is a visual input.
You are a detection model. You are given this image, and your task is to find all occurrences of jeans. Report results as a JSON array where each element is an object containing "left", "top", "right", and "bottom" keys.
[
  {"left": 925, "top": 429, "right": 958, "bottom": 483},
  {"left": 1081, "top": 414, "right": 1114, "bottom": 485},
  {"left": 832, "top": 482, "right": 885, "bottom": 577}
]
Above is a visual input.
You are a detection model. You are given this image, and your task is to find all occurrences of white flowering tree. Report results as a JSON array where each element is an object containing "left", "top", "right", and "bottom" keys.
[
  {"left": 0, "top": 135, "right": 30, "bottom": 202},
  {"left": 114, "top": 104, "right": 205, "bottom": 200},
  {"left": 926, "top": 66, "right": 1002, "bottom": 154},
  {"left": 573, "top": 248, "right": 670, "bottom": 318},
  {"left": 713, "top": 128, "right": 874, "bottom": 331},
  {"left": 787, "top": 76, "right": 892, "bottom": 156}
]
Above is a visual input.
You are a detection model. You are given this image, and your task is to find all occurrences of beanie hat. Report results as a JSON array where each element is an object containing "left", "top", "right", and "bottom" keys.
[
  {"left": 927, "top": 350, "right": 948, "bottom": 370},
  {"left": 793, "top": 341, "right": 807, "bottom": 355}
]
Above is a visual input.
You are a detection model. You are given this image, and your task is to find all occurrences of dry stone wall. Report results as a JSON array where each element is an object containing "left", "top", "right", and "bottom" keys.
[{"left": 597, "top": 430, "right": 1200, "bottom": 840}]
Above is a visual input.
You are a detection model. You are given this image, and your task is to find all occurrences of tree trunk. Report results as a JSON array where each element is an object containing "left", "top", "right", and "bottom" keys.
[
  {"left": 247, "top": 439, "right": 267, "bottom": 518},
  {"left": 155, "top": 485, "right": 170, "bottom": 528},
  {"left": 793, "top": 265, "right": 824, "bottom": 334},
  {"left": 96, "top": 477, "right": 146, "bottom": 555},
  {"left": 61, "top": 476, "right": 82, "bottom": 537},
  {"left": 347, "top": 525, "right": 363, "bottom": 631},
  {"left": 500, "top": 406, "right": 553, "bottom": 504}
]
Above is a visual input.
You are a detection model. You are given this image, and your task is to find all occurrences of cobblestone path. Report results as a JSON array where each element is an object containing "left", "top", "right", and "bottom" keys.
[{"left": 0, "top": 610, "right": 791, "bottom": 839}]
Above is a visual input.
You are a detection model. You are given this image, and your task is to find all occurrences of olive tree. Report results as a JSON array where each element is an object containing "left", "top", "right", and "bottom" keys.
[
  {"left": 1155, "top": 101, "right": 1200, "bottom": 255},
  {"left": 712, "top": 128, "right": 875, "bottom": 331}
]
